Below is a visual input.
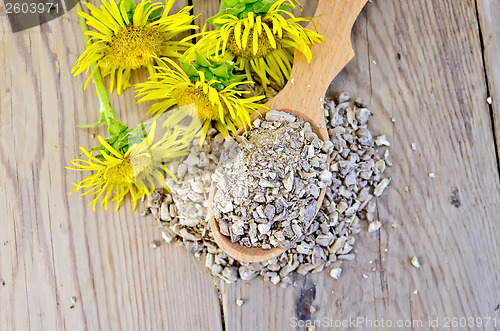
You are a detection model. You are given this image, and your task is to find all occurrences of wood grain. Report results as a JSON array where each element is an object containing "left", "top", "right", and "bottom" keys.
[
  {"left": 221, "top": 0, "right": 500, "bottom": 330},
  {"left": 192, "top": 0, "right": 220, "bottom": 31},
  {"left": 268, "top": 0, "right": 367, "bottom": 140},
  {"left": 1, "top": 0, "right": 500, "bottom": 330},
  {"left": 0, "top": 1, "right": 223, "bottom": 330},
  {"left": 328, "top": 0, "right": 500, "bottom": 326},
  {"left": 477, "top": 0, "right": 500, "bottom": 168}
]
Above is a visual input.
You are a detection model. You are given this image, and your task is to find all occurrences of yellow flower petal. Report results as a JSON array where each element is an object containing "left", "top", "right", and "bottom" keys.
[
  {"left": 74, "top": 0, "right": 196, "bottom": 94},
  {"left": 184, "top": 0, "right": 322, "bottom": 88}
]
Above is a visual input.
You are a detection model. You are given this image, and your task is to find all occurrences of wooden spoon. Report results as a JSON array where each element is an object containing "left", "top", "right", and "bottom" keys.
[{"left": 208, "top": 0, "right": 368, "bottom": 262}]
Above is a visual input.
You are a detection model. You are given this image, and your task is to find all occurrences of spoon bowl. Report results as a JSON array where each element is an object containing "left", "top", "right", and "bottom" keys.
[
  {"left": 207, "top": 109, "right": 328, "bottom": 263},
  {"left": 208, "top": 0, "right": 368, "bottom": 263}
]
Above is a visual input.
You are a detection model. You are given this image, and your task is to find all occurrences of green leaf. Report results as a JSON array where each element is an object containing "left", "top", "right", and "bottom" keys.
[
  {"left": 212, "top": 0, "right": 295, "bottom": 24},
  {"left": 77, "top": 112, "right": 106, "bottom": 129},
  {"left": 118, "top": 0, "right": 136, "bottom": 12},
  {"left": 210, "top": 65, "right": 230, "bottom": 79},
  {"left": 223, "top": 0, "right": 240, "bottom": 7},
  {"left": 117, "top": 0, "right": 136, "bottom": 22},
  {"left": 106, "top": 117, "right": 128, "bottom": 137},
  {"left": 148, "top": 6, "right": 164, "bottom": 21},
  {"left": 187, "top": 65, "right": 199, "bottom": 77},
  {"left": 182, "top": 53, "right": 248, "bottom": 89},
  {"left": 180, "top": 60, "right": 190, "bottom": 73},
  {"left": 196, "top": 51, "right": 212, "bottom": 67}
]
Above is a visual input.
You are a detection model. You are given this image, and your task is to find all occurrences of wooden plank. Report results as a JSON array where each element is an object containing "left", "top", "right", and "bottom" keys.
[
  {"left": 328, "top": 0, "right": 500, "bottom": 326},
  {"left": 192, "top": 0, "right": 220, "bottom": 31},
  {"left": 0, "top": 1, "right": 223, "bottom": 330},
  {"left": 2, "top": 0, "right": 500, "bottom": 330},
  {"left": 220, "top": 0, "right": 500, "bottom": 330},
  {"left": 477, "top": 0, "right": 500, "bottom": 167}
]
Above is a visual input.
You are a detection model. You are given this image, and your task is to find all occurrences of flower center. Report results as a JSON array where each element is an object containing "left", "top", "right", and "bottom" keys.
[
  {"left": 104, "top": 157, "right": 135, "bottom": 184},
  {"left": 226, "top": 22, "right": 282, "bottom": 59},
  {"left": 104, "top": 26, "right": 163, "bottom": 69},
  {"left": 173, "top": 85, "right": 227, "bottom": 121}
]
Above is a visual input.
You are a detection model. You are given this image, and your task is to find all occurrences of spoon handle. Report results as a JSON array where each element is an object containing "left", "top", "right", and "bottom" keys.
[{"left": 268, "top": 0, "right": 368, "bottom": 139}]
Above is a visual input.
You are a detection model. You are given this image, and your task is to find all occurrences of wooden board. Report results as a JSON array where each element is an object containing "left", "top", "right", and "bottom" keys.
[
  {"left": 0, "top": 1, "right": 223, "bottom": 330},
  {"left": 216, "top": 0, "right": 500, "bottom": 330},
  {"left": 328, "top": 0, "right": 500, "bottom": 326},
  {"left": 1, "top": 0, "right": 500, "bottom": 330},
  {"left": 477, "top": 0, "right": 500, "bottom": 167}
]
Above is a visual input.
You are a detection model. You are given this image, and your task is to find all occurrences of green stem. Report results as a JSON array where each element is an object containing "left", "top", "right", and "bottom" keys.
[
  {"left": 92, "top": 64, "right": 117, "bottom": 122},
  {"left": 76, "top": 0, "right": 126, "bottom": 135}
]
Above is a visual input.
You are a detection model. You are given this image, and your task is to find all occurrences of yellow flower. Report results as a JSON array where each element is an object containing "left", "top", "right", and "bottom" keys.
[
  {"left": 135, "top": 59, "right": 265, "bottom": 138},
  {"left": 72, "top": 0, "right": 196, "bottom": 94},
  {"left": 185, "top": 0, "right": 322, "bottom": 88},
  {"left": 68, "top": 115, "right": 198, "bottom": 211}
]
